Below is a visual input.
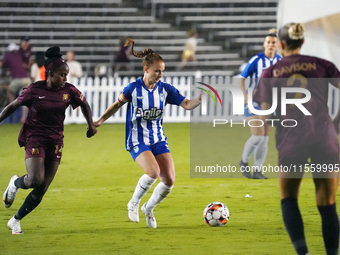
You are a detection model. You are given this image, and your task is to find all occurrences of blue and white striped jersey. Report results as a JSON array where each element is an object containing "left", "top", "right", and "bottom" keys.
[
  {"left": 118, "top": 77, "right": 186, "bottom": 151},
  {"left": 241, "top": 52, "right": 282, "bottom": 93}
]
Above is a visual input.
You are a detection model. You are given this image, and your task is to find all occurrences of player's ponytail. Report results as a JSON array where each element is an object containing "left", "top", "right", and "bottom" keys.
[
  {"left": 44, "top": 45, "right": 67, "bottom": 79},
  {"left": 45, "top": 46, "right": 63, "bottom": 68},
  {"left": 278, "top": 23, "right": 305, "bottom": 50},
  {"left": 125, "top": 38, "right": 153, "bottom": 58},
  {"left": 288, "top": 23, "right": 305, "bottom": 40},
  {"left": 125, "top": 38, "right": 163, "bottom": 67}
]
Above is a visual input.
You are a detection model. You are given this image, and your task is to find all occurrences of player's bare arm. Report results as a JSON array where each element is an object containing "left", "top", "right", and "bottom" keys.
[
  {"left": 80, "top": 101, "right": 97, "bottom": 138},
  {"left": 0, "top": 99, "right": 20, "bottom": 123},
  {"left": 94, "top": 100, "right": 125, "bottom": 127},
  {"left": 180, "top": 92, "right": 203, "bottom": 110}
]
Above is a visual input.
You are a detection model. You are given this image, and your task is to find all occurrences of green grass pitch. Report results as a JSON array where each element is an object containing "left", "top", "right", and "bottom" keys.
[{"left": 0, "top": 123, "right": 339, "bottom": 254}]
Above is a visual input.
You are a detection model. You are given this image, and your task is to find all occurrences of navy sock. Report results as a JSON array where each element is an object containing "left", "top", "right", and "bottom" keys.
[
  {"left": 14, "top": 193, "right": 41, "bottom": 220},
  {"left": 318, "top": 203, "right": 339, "bottom": 255},
  {"left": 14, "top": 175, "right": 29, "bottom": 189},
  {"left": 281, "top": 198, "right": 308, "bottom": 255}
]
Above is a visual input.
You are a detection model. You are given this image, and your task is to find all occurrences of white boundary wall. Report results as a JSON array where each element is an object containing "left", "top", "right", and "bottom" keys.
[
  {"left": 64, "top": 75, "right": 340, "bottom": 124},
  {"left": 277, "top": 0, "right": 340, "bottom": 68}
]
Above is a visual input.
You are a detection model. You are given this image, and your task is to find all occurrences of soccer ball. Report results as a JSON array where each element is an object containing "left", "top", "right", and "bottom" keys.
[{"left": 203, "top": 202, "right": 230, "bottom": 227}]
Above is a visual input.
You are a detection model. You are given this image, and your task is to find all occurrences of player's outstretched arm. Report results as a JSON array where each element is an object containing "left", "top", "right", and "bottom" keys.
[
  {"left": 180, "top": 92, "right": 203, "bottom": 110},
  {"left": 80, "top": 101, "right": 97, "bottom": 138},
  {"left": 0, "top": 99, "right": 20, "bottom": 123},
  {"left": 94, "top": 100, "right": 124, "bottom": 127}
]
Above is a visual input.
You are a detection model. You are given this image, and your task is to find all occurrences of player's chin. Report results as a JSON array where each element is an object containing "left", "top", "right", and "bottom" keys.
[{"left": 57, "top": 82, "right": 65, "bottom": 88}]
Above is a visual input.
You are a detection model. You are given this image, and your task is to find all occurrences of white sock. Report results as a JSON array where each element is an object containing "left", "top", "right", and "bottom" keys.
[
  {"left": 130, "top": 174, "right": 157, "bottom": 204},
  {"left": 146, "top": 182, "right": 172, "bottom": 211},
  {"left": 254, "top": 136, "right": 269, "bottom": 172},
  {"left": 241, "top": 135, "right": 264, "bottom": 163}
]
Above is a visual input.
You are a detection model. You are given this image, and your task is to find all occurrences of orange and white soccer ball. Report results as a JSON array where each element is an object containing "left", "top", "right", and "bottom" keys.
[{"left": 203, "top": 202, "right": 230, "bottom": 227}]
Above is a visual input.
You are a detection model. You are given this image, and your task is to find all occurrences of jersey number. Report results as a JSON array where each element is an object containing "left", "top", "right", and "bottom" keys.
[{"left": 287, "top": 74, "right": 311, "bottom": 105}]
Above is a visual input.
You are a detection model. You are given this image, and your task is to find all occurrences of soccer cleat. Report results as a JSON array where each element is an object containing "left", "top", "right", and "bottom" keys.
[
  {"left": 239, "top": 160, "right": 252, "bottom": 179},
  {"left": 7, "top": 217, "right": 23, "bottom": 234},
  {"left": 141, "top": 203, "right": 157, "bottom": 228},
  {"left": 127, "top": 201, "right": 139, "bottom": 223},
  {"left": 253, "top": 171, "right": 268, "bottom": 179},
  {"left": 3, "top": 175, "right": 19, "bottom": 208}
]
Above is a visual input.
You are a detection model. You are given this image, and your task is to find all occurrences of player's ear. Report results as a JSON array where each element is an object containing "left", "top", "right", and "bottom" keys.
[
  {"left": 279, "top": 40, "right": 285, "bottom": 50},
  {"left": 143, "top": 65, "right": 148, "bottom": 73}
]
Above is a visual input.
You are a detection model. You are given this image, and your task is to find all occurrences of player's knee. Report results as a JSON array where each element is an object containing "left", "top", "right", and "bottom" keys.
[
  {"left": 26, "top": 175, "right": 44, "bottom": 188},
  {"left": 316, "top": 194, "right": 337, "bottom": 206},
  {"left": 162, "top": 175, "right": 175, "bottom": 187},
  {"left": 147, "top": 169, "right": 160, "bottom": 179},
  {"left": 249, "top": 135, "right": 264, "bottom": 146},
  {"left": 165, "top": 179, "right": 175, "bottom": 187}
]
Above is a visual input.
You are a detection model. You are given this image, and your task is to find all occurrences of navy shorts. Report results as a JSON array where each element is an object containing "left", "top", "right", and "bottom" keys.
[
  {"left": 130, "top": 141, "right": 170, "bottom": 161},
  {"left": 25, "top": 138, "right": 63, "bottom": 163},
  {"left": 278, "top": 139, "right": 339, "bottom": 178},
  {"left": 244, "top": 102, "right": 261, "bottom": 117}
]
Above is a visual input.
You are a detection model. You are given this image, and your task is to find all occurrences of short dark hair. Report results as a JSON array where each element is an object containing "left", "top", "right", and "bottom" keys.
[{"left": 21, "top": 36, "right": 30, "bottom": 41}]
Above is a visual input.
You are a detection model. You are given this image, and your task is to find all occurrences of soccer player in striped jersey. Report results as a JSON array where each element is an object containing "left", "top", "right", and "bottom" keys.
[
  {"left": 239, "top": 29, "right": 282, "bottom": 179},
  {"left": 94, "top": 39, "right": 202, "bottom": 228},
  {"left": 255, "top": 23, "right": 340, "bottom": 255}
]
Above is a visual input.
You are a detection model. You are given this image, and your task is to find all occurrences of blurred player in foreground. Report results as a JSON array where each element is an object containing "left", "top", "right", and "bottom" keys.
[
  {"left": 239, "top": 29, "right": 282, "bottom": 179},
  {"left": 255, "top": 23, "right": 340, "bottom": 255},
  {"left": 1, "top": 46, "right": 97, "bottom": 234},
  {"left": 94, "top": 39, "right": 202, "bottom": 228}
]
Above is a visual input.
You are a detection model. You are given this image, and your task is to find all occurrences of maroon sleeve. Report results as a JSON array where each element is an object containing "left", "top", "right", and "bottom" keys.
[
  {"left": 16, "top": 85, "right": 32, "bottom": 107},
  {"left": 323, "top": 59, "right": 340, "bottom": 87},
  {"left": 69, "top": 85, "right": 86, "bottom": 109},
  {"left": 2, "top": 54, "right": 9, "bottom": 67},
  {"left": 253, "top": 68, "right": 272, "bottom": 104}
]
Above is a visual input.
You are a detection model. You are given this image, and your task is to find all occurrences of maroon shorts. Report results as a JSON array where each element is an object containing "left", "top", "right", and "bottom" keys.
[
  {"left": 278, "top": 139, "right": 339, "bottom": 178},
  {"left": 25, "top": 138, "right": 63, "bottom": 163}
]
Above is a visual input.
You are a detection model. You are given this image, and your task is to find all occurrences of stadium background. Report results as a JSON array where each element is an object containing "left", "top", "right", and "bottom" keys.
[
  {"left": 1, "top": 0, "right": 339, "bottom": 78},
  {"left": 1, "top": 0, "right": 339, "bottom": 124},
  {"left": 1, "top": 1, "right": 340, "bottom": 254},
  {"left": 1, "top": 0, "right": 279, "bottom": 78}
]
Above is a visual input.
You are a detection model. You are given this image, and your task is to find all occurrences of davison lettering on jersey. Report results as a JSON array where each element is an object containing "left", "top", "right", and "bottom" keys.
[
  {"left": 136, "top": 107, "right": 163, "bottom": 120},
  {"left": 273, "top": 62, "right": 317, "bottom": 77}
]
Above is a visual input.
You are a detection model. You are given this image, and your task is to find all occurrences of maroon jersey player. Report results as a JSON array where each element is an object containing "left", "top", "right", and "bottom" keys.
[
  {"left": 1, "top": 46, "right": 97, "bottom": 234},
  {"left": 255, "top": 23, "right": 340, "bottom": 255}
]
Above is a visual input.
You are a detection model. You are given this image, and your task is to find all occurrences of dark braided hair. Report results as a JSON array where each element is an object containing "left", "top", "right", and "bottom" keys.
[
  {"left": 44, "top": 46, "right": 67, "bottom": 79},
  {"left": 45, "top": 46, "right": 62, "bottom": 68},
  {"left": 125, "top": 38, "right": 163, "bottom": 67}
]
